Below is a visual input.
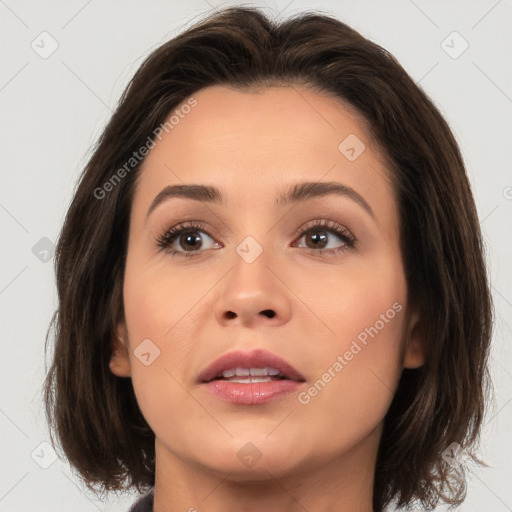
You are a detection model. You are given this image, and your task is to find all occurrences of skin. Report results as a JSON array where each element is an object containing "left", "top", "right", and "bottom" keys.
[{"left": 109, "top": 84, "right": 425, "bottom": 512}]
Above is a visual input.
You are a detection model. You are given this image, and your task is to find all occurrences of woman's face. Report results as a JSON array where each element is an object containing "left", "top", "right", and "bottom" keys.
[{"left": 110, "top": 85, "right": 424, "bottom": 481}]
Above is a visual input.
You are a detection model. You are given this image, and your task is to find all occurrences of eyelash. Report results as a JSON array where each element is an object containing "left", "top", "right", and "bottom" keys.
[{"left": 156, "top": 219, "right": 356, "bottom": 258}]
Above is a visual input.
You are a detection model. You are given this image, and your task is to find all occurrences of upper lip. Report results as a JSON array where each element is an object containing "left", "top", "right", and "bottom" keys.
[{"left": 198, "top": 349, "right": 306, "bottom": 383}]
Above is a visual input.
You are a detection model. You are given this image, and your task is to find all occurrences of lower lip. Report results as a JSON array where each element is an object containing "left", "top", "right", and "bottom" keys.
[{"left": 202, "top": 379, "right": 304, "bottom": 405}]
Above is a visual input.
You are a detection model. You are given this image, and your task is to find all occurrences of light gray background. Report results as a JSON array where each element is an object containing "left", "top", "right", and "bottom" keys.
[{"left": 1, "top": 0, "right": 511, "bottom": 510}]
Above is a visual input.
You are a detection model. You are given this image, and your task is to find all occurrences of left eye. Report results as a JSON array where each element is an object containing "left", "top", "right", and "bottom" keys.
[
  {"left": 292, "top": 220, "right": 356, "bottom": 255},
  {"left": 294, "top": 227, "right": 352, "bottom": 252}
]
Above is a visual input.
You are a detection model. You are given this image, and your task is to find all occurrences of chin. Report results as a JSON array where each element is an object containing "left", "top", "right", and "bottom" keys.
[
  {"left": 193, "top": 437, "right": 304, "bottom": 480},
  {"left": 203, "top": 456, "right": 301, "bottom": 482}
]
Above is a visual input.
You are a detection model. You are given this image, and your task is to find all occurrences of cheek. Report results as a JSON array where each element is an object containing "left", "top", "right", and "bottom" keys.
[
  {"left": 293, "top": 250, "right": 407, "bottom": 350},
  {"left": 123, "top": 277, "right": 170, "bottom": 340},
  {"left": 293, "top": 312, "right": 405, "bottom": 455},
  {"left": 130, "top": 368, "right": 198, "bottom": 453},
  {"left": 121, "top": 255, "right": 205, "bottom": 439},
  {"left": 122, "top": 250, "right": 195, "bottom": 342},
  {"left": 293, "top": 262, "right": 407, "bottom": 430}
]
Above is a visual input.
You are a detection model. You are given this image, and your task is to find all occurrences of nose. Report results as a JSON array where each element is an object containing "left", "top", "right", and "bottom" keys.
[{"left": 213, "top": 247, "right": 292, "bottom": 328}]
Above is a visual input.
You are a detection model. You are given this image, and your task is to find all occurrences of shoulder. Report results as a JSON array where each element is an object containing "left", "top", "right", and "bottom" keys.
[{"left": 127, "top": 488, "right": 154, "bottom": 512}]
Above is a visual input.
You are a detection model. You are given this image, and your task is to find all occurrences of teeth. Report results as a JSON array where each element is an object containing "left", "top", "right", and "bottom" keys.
[
  {"left": 249, "top": 368, "right": 268, "bottom": 376},
  {"left": 228, "top": 376, "right": 275, "bottom": 383},
  {"left": 220, "top": 367, "right": 282, "bottom": 379}
]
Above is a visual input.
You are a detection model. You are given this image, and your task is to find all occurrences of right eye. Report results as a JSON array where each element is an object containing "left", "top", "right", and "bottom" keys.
[{"left": 156, "top": 221, "right": 222, "bottom": 257}]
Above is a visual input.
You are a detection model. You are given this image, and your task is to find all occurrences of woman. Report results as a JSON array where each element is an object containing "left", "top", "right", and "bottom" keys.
[{"left": 43, "top": 6, "right": 493, "bottom": 512}]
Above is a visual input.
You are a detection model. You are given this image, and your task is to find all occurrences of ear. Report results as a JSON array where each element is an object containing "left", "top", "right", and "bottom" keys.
[
  {"left": 403, "top": 308, "right": 426, "bottom": 369},
  {"left": 109, "top": 322, "right": 132, "bottom": 377}
]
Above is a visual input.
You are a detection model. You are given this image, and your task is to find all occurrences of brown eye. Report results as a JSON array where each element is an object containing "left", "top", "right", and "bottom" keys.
[
  {"left": 156, "top": 222, "right": 220, "bottom": 257},
  {"left": 176, "top": 231, "right": 205, "bottom": 251},
  {"left": 303, "top": 230, "right": 329, "bottom": 249},
  {"left": 294, "top": 220, "right": 356, "bottom": 255}
]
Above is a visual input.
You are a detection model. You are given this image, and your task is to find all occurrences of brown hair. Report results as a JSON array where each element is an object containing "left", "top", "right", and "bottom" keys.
[{"left": 43, "top": 6, "right": 493, "bottom": 511}]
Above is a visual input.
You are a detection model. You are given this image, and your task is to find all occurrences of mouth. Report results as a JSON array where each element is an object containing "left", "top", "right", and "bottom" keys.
[
  {"left": 198, "top": 348, "right": 306, "bottom": 383},
  {"left": 197, "top": 349, "right": 306, "bottom": 405},
  {"left": 209, "top": 366, "right": 291, "bottom": 384}
]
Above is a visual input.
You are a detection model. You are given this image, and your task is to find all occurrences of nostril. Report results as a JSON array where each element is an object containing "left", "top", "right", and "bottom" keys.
[{"left": 223, "top": 310, "right": 275, "bottom": 320}]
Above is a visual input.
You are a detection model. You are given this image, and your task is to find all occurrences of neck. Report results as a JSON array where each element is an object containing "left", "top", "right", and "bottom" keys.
[{"left": 152, "top": 426, "right": 380, "bottom": 512}]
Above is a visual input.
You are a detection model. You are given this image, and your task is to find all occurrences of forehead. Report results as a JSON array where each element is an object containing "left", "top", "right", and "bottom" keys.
[
  {"left": 132, "top": 85, "right": 396, "bottom": 225},
  {"left": 160, "top": 84, "right": 377, "bottom": 156}
]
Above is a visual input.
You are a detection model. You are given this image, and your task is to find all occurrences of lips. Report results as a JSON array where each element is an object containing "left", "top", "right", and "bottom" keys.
[
  {"left": 197, "top": 349, "right": 305, "bottom": 383},
  {"left": 198, "top": 349, "right": 306, "bottom": 405}
]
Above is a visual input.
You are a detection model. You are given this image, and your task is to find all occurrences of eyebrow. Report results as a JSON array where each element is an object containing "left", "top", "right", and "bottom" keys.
[{"left": 146, "top": 181, "right": 374, "bottom": 219}]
